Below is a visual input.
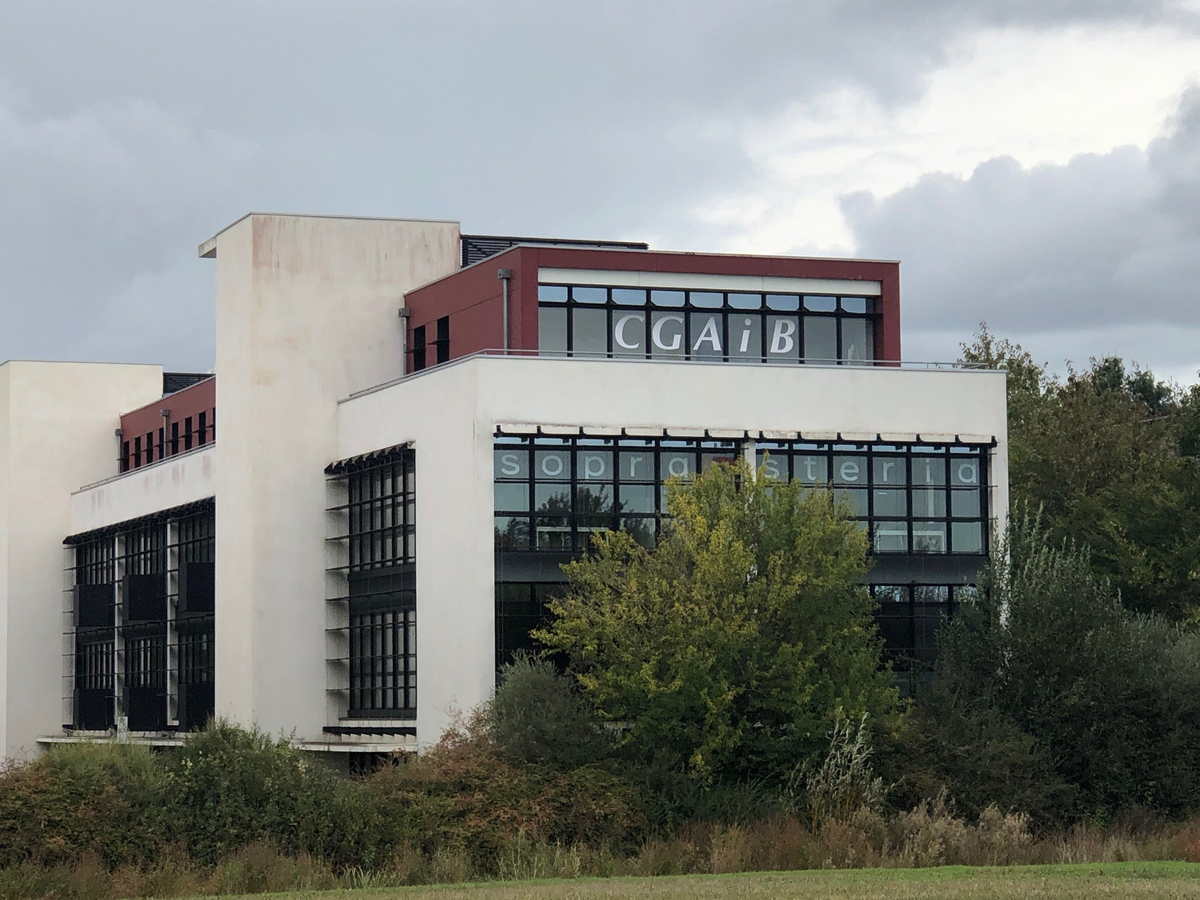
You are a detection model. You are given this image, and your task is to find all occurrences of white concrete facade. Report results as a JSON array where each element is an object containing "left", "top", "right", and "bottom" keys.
[
  {"left": 0, "top": 212, "right": 1009, "bottom": 760},
  {"left": 0, "top": 361, "right": 164, "bottom": 759},
  {"left": 336, "top": 355, "right": 1008, "bottom": 745}
]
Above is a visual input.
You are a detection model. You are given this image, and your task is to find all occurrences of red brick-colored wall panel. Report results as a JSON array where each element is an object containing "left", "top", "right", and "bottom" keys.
[
  {"left": 119, "top": 377, "right": 216, "bottom": 470},
  {"left": 402, "top": 245, "right": 902, "bottom": 367}
]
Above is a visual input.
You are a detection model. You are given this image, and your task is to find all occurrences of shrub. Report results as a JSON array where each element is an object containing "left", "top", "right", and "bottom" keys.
[
  {"left": 924, "top": 512, "right": 1200, "bottom": 822},
  {"left": 489, "top": 652, "right": 609, "bottom": 768},
  {"left": 0, "top": 742, "right": 167, "bottom": 869}
]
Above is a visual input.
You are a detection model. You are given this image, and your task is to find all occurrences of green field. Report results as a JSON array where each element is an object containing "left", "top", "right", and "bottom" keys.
[{"left": 222, "top": 863, "right": 1200, "bottom": 900}]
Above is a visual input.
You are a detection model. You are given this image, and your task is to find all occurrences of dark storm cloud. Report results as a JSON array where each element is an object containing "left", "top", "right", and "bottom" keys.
[
  {"left": 0, "top": 1, "right": 1195, "bottom": 368},
  {"left": 842, "top": 87, "right": 1200, "bottom": 372}
]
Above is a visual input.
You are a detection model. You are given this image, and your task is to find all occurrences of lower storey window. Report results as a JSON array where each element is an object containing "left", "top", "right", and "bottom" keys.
[
  {"left": 872, "top": 584, "right": 971, "bottom": 670},
  {"left": 348, "top": 604, "right": 416, "bottom": 717}
]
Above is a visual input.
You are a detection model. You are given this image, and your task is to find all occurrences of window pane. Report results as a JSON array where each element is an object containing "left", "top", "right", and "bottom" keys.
[
  {"left": 618, "top": 484, "right": 656, "bottom": 513},
  {"left": 572, "top": 286, "right": 607, "bottom": 304},
  {"left": 611, "top": 312, "right": 646, "bottom": 356},
  {"left": 576, "top": 485, "right": 613, "bottom": 514},
  {"left": 874, "top": 523, "right": 909, "bottom": 552},
  {"left": 841, "top": 297, "right": 868, "bottom": 313},
  {"left": 539, "top": 306, "right": 567, "bottom": 354},
  {"left": 534, "top": 450, "right": 570, "bottom": 480},
  {"left": 612, "top": 288, "right": 646, "bottom": 306},
  {"left": 872, "top": 456, "right": 906, "bottom": 486},
  {"left": 794, "top": 454, "right": 828, "bottom": 484},
  {"left": 874, "top": 489, "right": 907, "bottom": 516},
  {"left": 834, "top": 487, "right": 868, "bottom": 516},
  {"left": 619, "top": 450, "right": 655, "bottom": 482},
  {"left": 495, "top": 516, "right": 530, "bottom": 549},
  {"left": 494, "top": 448, "right": 528, "bottom": 480},
  {"left": 538, "top": 284, "right": 567, "bottom": 303},
  {"left": 494, "top": 483, "right": 528, "bottom": 512},
  {"left": 650, "top": 289, "right": 685, "bottom": 307},
  {"left": 577, "top": 451, "right": 613, "bottom": 482},
  {"left": 912, "top": 488, "right": 946, "bottom": 517},
  {"left": 689, "top": 311, "right": 724, "bottom": 359},
  {"left": 534, "top": 484, "right": 571, "bottom": 512},
  {"left": 533, "top": 518, "right": 572, "bottom": 550},
  {"left": 728, "top": 292, "right": 762, "bottom": 309},
  {"left": 912, "top": 455, "right": 947, "bottom": 485},
  {"left": 728, "top": 315, "right": 762, "bottom": 360},
  {"left": 805, "top": 295, "right": 837, "bottom": 312},
  {"left": 689, "top": 291, "right": 723, "bottom": 308},
  {"left": 804, "top": 316, "right": 837, "bottom": 361},
  {"left": 660, "top": 452, "right": 696, "bottom": 480},
  {"left": 766, "top": 294, "right": 800, "bottom": 311},
  {"left": 951, "top": 457, "right": 982, "bottom": 487},
  {"left": 841, "top": 317, "right": 870, "bottom": 364},
  {"left": 765, "top": 315, "right": 800, "bottom": 362},
  {"left": 833, "top": 455, "right": 866, "bottom": 484},
  {"left": 573, "top": 307, "right": 607, "bottom": 355},
  {"left": 913, "top": 523, "right": 947, "bottom": 553},
  {"left": 952, "top": 522, "right": 984, "bottom": 554},
  {"left": 951, "top": 488, "right": 981, "bottom": 518},
  {"left": 650, "top": 312, "right": 686, "bottom": 357},
  {"left": 757, "top": 452, "right": 787, "bottom": 481}
]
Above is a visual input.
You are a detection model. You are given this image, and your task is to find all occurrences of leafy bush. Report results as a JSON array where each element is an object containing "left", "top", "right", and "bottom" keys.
[
  {"left": 922, "top": 512, "right": 1200, "bottom": 822},
  {"left": 489, "top": 652, "right": 609, "bottom": 769},
  {"left": 163, "top": 720, "right": 388, "bottom": 867},
  {"left": 366, "top": 709, "right": 647, "bottom": 870},
  {"left": 0, "top": 742, "right": 167, "bottom": 868}
]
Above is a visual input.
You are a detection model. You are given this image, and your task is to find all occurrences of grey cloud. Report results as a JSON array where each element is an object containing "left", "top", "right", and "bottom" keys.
[
  {"left": 0, "top": 1, "right": 1195, "bottom": 369},
  {"left": 842, "top": 87, "right": 1200, "bottom": 374}
]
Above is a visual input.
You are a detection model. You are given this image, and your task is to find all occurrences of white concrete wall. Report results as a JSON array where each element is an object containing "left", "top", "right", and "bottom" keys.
[
  {"left": 69, "top": 446, "right": 216, "bottom": 535},
  {"left": 208, "top": 214, "right": 461, "bottom": 740},
  {"left": 0, "top": 361, "right": 163, "bottom": 759},
  {"left": 336, "top": 356, "right": 1009, "bottom": 747}
]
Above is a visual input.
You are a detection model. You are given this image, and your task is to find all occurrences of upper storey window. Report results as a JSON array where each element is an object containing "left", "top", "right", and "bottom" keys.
[{"left": 537, "top": 284, "right": 877, "bottom": 364}]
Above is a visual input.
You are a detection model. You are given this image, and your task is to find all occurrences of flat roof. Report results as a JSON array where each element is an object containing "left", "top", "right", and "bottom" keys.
[{"left": 199, "top": 211, "right": 462, "bottom": 258}]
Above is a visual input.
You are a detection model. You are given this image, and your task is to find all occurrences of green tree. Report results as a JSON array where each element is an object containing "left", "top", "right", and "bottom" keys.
[
  {"left": 535, "top": 459, "right": 898, "bottom": 785},
  {"left": 925, "top": 513, "right": 1200, "bottom": 821},
  {"left": 962, "top": 325, "right": 1200, "bottom": 620}
]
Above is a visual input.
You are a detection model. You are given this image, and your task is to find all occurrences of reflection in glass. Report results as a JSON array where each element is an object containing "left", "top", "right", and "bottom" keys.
[
  {"left": 873, "top": 524, "right": 908, "bottom": 553},
  {"left": 494, "top": 516, "right": 530, "bottom": 549},
  {"left": 912, "top": 456, "right": 947, "bottom": 486},
  {"left": 913, "top": 523, "right": 947, "bottom": 553},
  {"left": 834, "top": 488, "right": 869, "bottom": 516},
  {"left": 619, "top": 484, "right": 656, "bottom": 513},
  {"left": 841, "top": 318, "right": 869, "bottom": 364},
  {"left": 874, "top": 489, "right": 907, "bottom": 517}
]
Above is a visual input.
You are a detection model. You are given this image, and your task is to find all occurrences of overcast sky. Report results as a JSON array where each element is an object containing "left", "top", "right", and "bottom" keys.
[{"left": 3, "top": 1, "right": 1199, "bottom": 381}]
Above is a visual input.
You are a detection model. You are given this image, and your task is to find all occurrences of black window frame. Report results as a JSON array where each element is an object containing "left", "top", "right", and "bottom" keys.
[{"left": 536, "top": 284, "right": 879, "bottom": 365}]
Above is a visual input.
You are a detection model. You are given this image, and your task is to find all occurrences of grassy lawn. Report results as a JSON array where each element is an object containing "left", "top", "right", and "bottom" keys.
[{"left": 226, "top": 862, "right": 1200, "bottom": 900}]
